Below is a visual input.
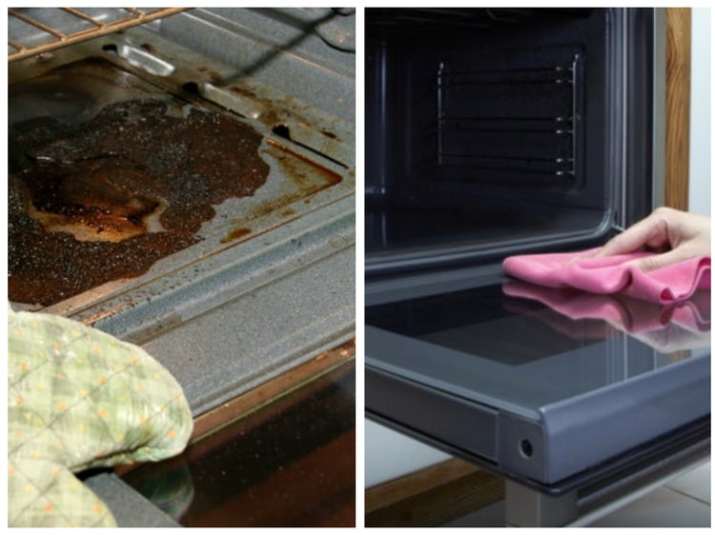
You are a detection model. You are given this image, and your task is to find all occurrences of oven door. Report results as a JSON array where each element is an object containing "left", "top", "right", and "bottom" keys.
[{"left": 365, "top": 262, "right": 711, "bottom": 489}]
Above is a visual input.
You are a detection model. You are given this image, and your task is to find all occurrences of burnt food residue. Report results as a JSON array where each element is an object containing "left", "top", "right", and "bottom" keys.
[
  {"left": 9, "top": 99, "right": 269, "bottom": 306},
  {"left": 220, "top": 227, "right": 251, "bottom": 244}
]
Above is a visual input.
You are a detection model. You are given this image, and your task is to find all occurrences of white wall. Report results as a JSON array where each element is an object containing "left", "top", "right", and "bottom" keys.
[
  {"left": 365, "top": 9, "right": 712, "bottom": 489},
  {"left": 688, "top": 8, "right": 711, "bottom": 216}
]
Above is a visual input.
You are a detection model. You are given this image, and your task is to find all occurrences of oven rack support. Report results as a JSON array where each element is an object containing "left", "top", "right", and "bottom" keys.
[
  {"left": 435, "top": 54, "right": 580, "bottom": 178},
  {"left": 8, "top": 7, "right": 186, "bottom": 62}
]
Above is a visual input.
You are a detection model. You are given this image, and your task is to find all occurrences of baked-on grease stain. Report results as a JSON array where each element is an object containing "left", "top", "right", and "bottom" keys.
[
  {"left": 9, "top": 99, "right": 269, "bottom": 305},
  {"left": 220, "top": 227, "right": 251, "bottom": 244},
  {"left": 25, "top": 158, "right": 168, "bottom": 242}
]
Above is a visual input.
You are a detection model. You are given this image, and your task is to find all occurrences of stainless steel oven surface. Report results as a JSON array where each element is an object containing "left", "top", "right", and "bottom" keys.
[
  {"left": 364, "top": 6, "right": 709, "bottom": 527},
  {"left": 9, "top": 6, "right": 355, "bottom": 412}
]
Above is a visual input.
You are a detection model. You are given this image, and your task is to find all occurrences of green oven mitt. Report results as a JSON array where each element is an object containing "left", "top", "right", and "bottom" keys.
[{"left": 9, "top": 309, "right": 193, "bottom": 527}]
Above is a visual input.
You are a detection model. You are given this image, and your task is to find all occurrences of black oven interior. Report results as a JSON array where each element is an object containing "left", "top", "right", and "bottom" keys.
[{"left": 366, "top": 8, "right": 654, "bottom": 274}]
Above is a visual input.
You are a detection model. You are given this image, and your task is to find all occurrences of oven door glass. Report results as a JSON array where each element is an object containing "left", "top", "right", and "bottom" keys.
[{"left": 366, "top": 278, "right": 710, "bottom": 421}]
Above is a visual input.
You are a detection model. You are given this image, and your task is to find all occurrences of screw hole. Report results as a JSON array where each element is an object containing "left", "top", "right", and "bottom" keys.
[
  {"left": 182, "top": 81, "right": 200, "bottom": 96},
  {"left": 272, "top": 124, "right": 291, "bottom": 140},
  {"left": 520, "top": 439, "right": 533, "bottom": 459}
]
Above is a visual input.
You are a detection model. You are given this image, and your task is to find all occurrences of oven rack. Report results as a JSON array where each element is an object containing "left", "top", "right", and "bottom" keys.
[
  {"left": 8, "top": 7, "right": 186, "bottom": 62},
  {"left": 436, "top": 55, "right": 580, "bottom": 178}
]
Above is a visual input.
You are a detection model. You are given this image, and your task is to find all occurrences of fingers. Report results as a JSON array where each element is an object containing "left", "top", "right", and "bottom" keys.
[
  {"left": 567, "top": 248, "right": 600, "bottom": 261},
  {"left": 595, "top": 212, "right": 668, "bottom": 257},
  {"left": 586, "top": 208, "right": 704, "bottom": 271},
  {"left": 629, "top": 247, "right": 692, "bottom": 272},
  {"left": 644, "top": 231, "right": 669, "bottom": 251}
]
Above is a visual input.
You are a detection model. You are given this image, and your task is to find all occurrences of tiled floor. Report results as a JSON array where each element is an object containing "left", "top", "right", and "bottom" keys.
[
  {"left": 592, "top": 461, "right": 711, "bottom": 527},
  {"left": 445, "top": 460, "right": 711, "bottom": 527},
  {"left": 667, "top": 460, "right": 711, "bottom": 504}
]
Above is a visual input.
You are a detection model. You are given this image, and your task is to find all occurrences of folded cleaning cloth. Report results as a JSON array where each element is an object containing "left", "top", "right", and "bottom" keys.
[{"left": 503, "top": 248, "right": 711, "bottom": 304}]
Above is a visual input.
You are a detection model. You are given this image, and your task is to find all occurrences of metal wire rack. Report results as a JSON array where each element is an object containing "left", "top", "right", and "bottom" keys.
[
  {"left": 8, "top": 7, "right": 186, "bottom": 62},
  {"left": 436, "top": 54, "right": 581, "bottom": 178}
]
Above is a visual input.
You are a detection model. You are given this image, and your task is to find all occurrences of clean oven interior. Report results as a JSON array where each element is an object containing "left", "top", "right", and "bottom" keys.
[{"left": 365, "top": 8, "right": 654, "bottom": 274}]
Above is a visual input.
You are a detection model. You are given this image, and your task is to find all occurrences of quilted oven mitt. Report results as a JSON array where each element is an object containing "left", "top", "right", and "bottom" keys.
[{"left": 9, "top": 309, "right": 193, "bottom": 527}]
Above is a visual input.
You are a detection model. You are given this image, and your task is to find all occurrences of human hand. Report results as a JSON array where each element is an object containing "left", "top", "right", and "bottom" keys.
[{"left": 595, "top": 207, "right": 710, "bottom": 271}]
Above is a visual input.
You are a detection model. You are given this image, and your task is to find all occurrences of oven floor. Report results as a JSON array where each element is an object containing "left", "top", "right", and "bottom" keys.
[
  {"left": 10, "top": 97, "right": 268, "bottom": 305},
  {"left": 9, "top": 57, "right": 343, "bottom": 307}
]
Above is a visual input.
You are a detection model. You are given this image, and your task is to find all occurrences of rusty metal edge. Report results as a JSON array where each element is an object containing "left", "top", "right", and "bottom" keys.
[
  {"left": 9, "top": 7, "right": 187, "bottom": 62},
  {"left": 114, "top": 338, "right": 355, "bottom": 477}
]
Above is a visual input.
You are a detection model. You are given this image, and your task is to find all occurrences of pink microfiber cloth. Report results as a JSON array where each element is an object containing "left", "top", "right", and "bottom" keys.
[{"left": 503, "top": 248, "right": 711, "bottom": 305}]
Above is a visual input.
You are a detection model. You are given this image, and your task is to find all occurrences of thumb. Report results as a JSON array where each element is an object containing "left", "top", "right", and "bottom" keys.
[{"left": 630, "top": 248, "right": 691, "bottom": 272}]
